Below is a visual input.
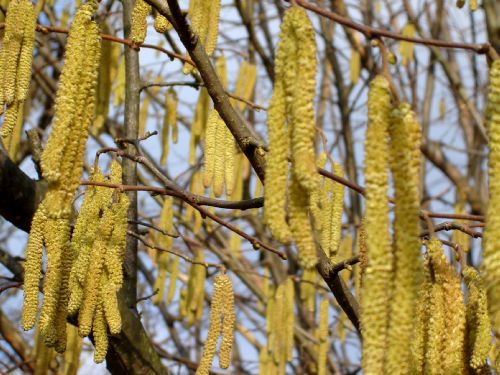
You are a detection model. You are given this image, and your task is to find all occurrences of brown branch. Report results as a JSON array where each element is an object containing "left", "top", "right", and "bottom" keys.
[
  {"left": 290, "top": 0, "right": 496, "bottom": 59},
  {"left": 420, "top": 221, "right": 483, "bottom": 239}
]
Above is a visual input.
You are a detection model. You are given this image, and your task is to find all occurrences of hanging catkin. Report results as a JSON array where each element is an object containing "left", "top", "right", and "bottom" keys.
[
  {"left": 160, "top": 88, "right": 178, "bottom": 164},
  {"left": 23, "top": 1, "right": 101, "bottom": 353},
  {"left": 399, "top": 23, "right": 416, "bottom": 65},
  {"left": 482, "top": 59, "right": 500, "bottom": 332},
  {"left": 196, "top": 274, "right": 234, "bottom": 374},
  {"left": 360, "top": 75, "right": 392, "bottom": 375},
  {"left": 152, "top": 197, "right": 174, "bottom": 305},
  {"left": 0, "top": 0, "right": 35, "bottom": 150},
  {"left": 463, "top": 267, "right": 491, "bottom": 372},
  {"left": 385, "top": 103, "right": 422, "bottom": 374},
  {"left": 189, "top": 88, "right": 210, "bottom": 165},
  {"left": 131, "top": 0, "right": 150, "bottom": 44},
  {"left": 67, "top": 161, "right": 129, "bottom": 362},
  {"left": 416, "top": 239, "right": 467, "bottom": 374},
  {"left": 317, "top": 298, "right": 329, "bottom": 375},
  {"left": 264, "top": 7, "right": 319, "bottom": 265},
  {"left": 153, "top": 11, "right": 172, "bottom": 33},
  {"left": 185, "top": 251, "right": 206, "bottom": 325}
]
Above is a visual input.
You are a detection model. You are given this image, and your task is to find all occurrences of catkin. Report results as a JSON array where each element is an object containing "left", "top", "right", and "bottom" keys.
[
  {"left": 483, "top": 59, "right": 500, "bottom": 332},
  {"left": 0, "top": 0, "right": 35, "bottom": 143},
  {"left": 317, "top": 298, "right": 329, "bottom": 375},
  {"left": 264, "top": 6, "right": 319, "bottom": 250},
  {"left": 300, "top": 268, "right": 316, "bottom": 312},
  {"left": 131, "top": 0, "right": 150, "bottom": 44},
  {"left": 426, "top": 239, "right": 467, "bottom": 374},
  {"left": 232, "top": 61, "right": 257, "bottom": 111},
  {"left": 186, "top": 251, "right": 206, "bottom": 325},
  {"left": 203, "top": 109, "right": 218, "bottom": 188},
  {"left": 218, "top": 275, "right": 235, "bottom": 369},
  {"left": 263, "top": 78, "right": 291, "bottom": 243},
  {"left": 321, "top": 162, "right": 344, "bottom": 260},
  {"left": 160, "top": 88, "right": 178, "bottom": 164},
  {"left": 152, "top": 197, "right": 173, "bottom": 304},
  {"left": 360, "top": 75, "right": 392, "bottom": 375},
  {"left": 350, "top": 49, "right": 361, "bottom": 84},
  {"left": 463, "top": 267, "right": 491, "bottom": 371},
  {"left": 386, "top": 102, "right": 422, "bottom": 374},
  {"left": 154, "top": 12, "right": 172, "bottom": 33},
  {"left": 196, "top": 274, "right": 225, "bottom": 375},
  {"left": 399, "top": 23, "right": 416, "bottom": 65}
]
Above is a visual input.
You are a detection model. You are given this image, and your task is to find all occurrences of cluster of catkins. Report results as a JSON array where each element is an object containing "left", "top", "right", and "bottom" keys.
[
  {"left": 203, "top": 56, "right": 236, "bottom": 197},
  {"left": 359, "top": 72, "right": 495, "bottom": 374},
  {"left": 22, "top": 0, "right": 102, "bottom": 353},
  {"left": 0, "top": 0, "right": 36, "bottom": 158},
  {"left": 67, "top": 161, "right": 129, "bottom": 363},
  {"left": 20, "top": 0, "right": 130, "bottom": 364},
  {"left": 259, "top": 277, "right": 295, "bottom": 374},
  {"left": 130, "top": 0, "right": 172, "bottom": 45},
  {"left": 196, "top": 273, "right": 235, "bottom": 375},
  {"left": 264, "top": 6, "right": 319, "bottom": 269},
  {"left": 151, "top": 197, "right": 178, "bottom": 306}
]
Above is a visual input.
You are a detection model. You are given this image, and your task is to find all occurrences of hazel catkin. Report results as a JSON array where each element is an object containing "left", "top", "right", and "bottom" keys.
[{"left": 360, "top": 75, "right": 392, "bottom": 375}]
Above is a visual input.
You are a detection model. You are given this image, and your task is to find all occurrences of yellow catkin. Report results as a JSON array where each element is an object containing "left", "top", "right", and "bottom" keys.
[
  {"left": 190, "top": 88, "right": 210, "bottom": 164},
  {"left": 92, "top": 33, "right": 116, "bottom": 134},
  {"left": 385, "top": 102, "right": 422, "bottom": 374},
  {"left": 463, "top": 267, "right": 491, "bottom": 371},
  {"left": 317, "top": 298, "right": 329, "bottom": 375},
  {"left": 224, "top": 125, "right": 235, "bottom": 196},
  {"left": 360, "top": 75, "right": 392, "bottom": 375},
  {"left": 289, "top": 173, "right": 317, "bottom": 268},
  {"left": 350, "top": 49, "right": 361, "bottom": 84},
  {"left": 232, "top": 61, "right": 257, "bottom": 111},
  {"left": 153, "top": 12, "right": 172, "bottom": 33},
  {"left": 196, "top": 274, "right": 226, "bottom": 375},
  {"left": 22, "top": 205, "right": 47, "bottom": 330},
  {"left": 427, "top": 238, "right": 467, "bottom": 374},
  {"left": 469, "top": 0, "right": 478, "bottom": 11},
  {"left": 92, "top": 304, "right": 108, "bottom": 363},
  {"left": 322, "top": 162, "right": 344, "bottom": 260},
  {"left": 203, "top": 109, "right": 218, "bottom": 188},
  {"left": 113, "top": 57, "right": 126, "bottom": 106},
  {"left": 285, "top": 8, "right": 319, "bottom": 193},
  {"left": 263, "top": 77, "right": 291, "bottom": 243},
  {"left": 219, "top": 275, "right": 235, "bottom": 369},
  {"left": 399, "top": 23, "right": 416, "bottom": 65},
  {"left": 153, "top": 197, "right": 173, "bottom": 304},
  {"left": 300, "top": 268, "right": 316, "bottom": 312},
  {"left": 212, "top": 114, "right": 226, "bottom": 197},
  {"left": 160, "top": 88, "right": 178, "bottom": 164},
  {"left": 63, "top": 324, "right": 83, "bottom": 375},
  {"left": 410, "top": 274, "right": 431, "bottom": 374},
  {"left": 284, "top": 277, "right": 295, "bottom": 362},
  {"left": 186, "top": 251, "right": 206, "bottom": 325},
  {"left": 0, "top": 0, "right": 35, "bottom": 143},
  {"left": 33, "top": 323, "right": 56, "bottom": 375},
  {"left": 482, "top": 59, "right": 500, "bottom": 331},
  {"left": 131, "top": 0, "right": 150, "bottom": 44},
  {"left": 167, "top": 256, "right": 179, "bottom": 303}
]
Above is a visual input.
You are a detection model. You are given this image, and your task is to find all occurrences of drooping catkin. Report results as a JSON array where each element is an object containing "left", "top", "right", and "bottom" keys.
[
  {"left": 386, "top": 102, "right": 422, "bottom": 375},
  {"left": 190, "top": 0, "right": 220, "bottom": 57},
  {"left": 203, "top": 109, "right": 218, "bottom": 188},
  {"left": 399, "top": 23, "right": 416, "bottom": 65},
  {"left": 317, "top": 298, "right": 329, "bottom": 375},
  {"left": 463, "top": 267, "right": 491, "bottom": 371},
  {"left": 482, "top": 59, "right": 500, "bottom": 331},
  {"left": 264, "top": 6, "right": 319, "bottom": 251},
  {"left": 196, "top": 274, "right": 226, "bottom": 375},
  {"left": 131, "top": 0, "right": 150, "bottom": 44},
  {"left": 350, "top": 49, "right": 361, "bottom": 84},
  {"left": 289, "top": 173, "right": 317, "bottom": 268},
  {"left": 0, "top": 0, "right": 35, "bottom": 144},
  {"left": 160, "top": 88, "right": 178, "bottom": 164},
  {"left": 263, "top": 77, "right": 291, "bottom": 243},
  {"left": 300, "top": 268, "right": 316, "bottom": 312},
  {"left": 23, "top": 2, "right": 101, "bottom": 350},
  {"left": 152, "top": 197, "right": 174, "bottom": 304},
  {"left": 190, "top": 88, "right": 210, "bottom": 165},
  {"left": 153, "top": 12, "right": 172, "bottom": 33},
  {"left": 286, "top": 7, "right": 319, "bottom": 193},
  {"left": 213, "top": 114, "right": 226, "bottom": 197},
  {"left": 426, "top": 238, "right": 467, "bottom": 374},
  {"left": 186, "top": 251, "right": 206, "bottom": 325},
  {"left": 321, "top": 162, "right": 344, "bottom": 260},
  {"left": 63, "top": 324, "right": 83, "bottom": 375},
  {"left": 219, "top": 275, "right": 235, "bottom": 369},
  {"left": 360, "top": 75, "right": 392, "bottom": 375},
  {"left": 232, "top": 61, "right": 257, "bottom": 111}
]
